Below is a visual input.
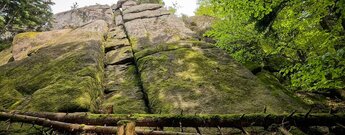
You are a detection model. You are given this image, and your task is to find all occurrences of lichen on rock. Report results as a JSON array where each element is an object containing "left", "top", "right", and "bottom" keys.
[
  {"left": 0, "top": 21, "right": 107, "bottom": 112},
  {"left": 135, "top": 42, "right": 306, "bottom": 114}
]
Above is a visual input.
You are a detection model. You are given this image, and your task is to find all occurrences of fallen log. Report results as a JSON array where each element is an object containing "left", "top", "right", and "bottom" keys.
[
  {"left": 0, "top": 112, "right": 196, "bottom": 135},
  {"left": 0, "top": 112, "right": 117, "bottom": 134},
  {"left": 3, "top": 111, "right": 345, "bottom": 128}
]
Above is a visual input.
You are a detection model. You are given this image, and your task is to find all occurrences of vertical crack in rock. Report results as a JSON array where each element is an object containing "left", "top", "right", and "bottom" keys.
[
  {"left": 101, "top": 1, "right": 152, "bottom": 114},
  {"left": 113, "top": 0, "right": 307, "bottom": 114},
  {"left": 117, "top": 5, "right": 153, "bottom": 114}
]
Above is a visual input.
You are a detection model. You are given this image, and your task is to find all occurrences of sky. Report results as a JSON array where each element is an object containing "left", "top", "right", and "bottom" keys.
[{"left": 51, "top": 0, "right": 198, "bottom": 16}]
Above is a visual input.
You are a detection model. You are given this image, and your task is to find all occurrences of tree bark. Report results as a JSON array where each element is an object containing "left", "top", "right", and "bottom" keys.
[
  {"left": 0, "top": 112, "right": 117, "bottom": 134},
  {"left": 0, "top": 112, "right": 195, "bottom": 135},
  {"left": 3, "top": 111, "right": 345, "bottom": 128}
]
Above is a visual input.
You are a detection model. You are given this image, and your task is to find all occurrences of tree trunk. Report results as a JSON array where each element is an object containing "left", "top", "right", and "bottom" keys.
[
  {"left": 3, "top": 111, "right": 345, "bottom": 128},
  {"left": 0, "top": 112, "right": 195, "bottom": 135},
  {"left": 0, "top": 112, "right": 117, "bottom": 134}
]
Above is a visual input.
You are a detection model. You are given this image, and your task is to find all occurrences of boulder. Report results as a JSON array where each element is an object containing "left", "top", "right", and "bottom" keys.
[
  {"left": 105, "top": 46, "right": 133, "bottom": 65},
  {"left": 12, "top": 20, "right": 108, "bottom": 61},
  {"left": 103, "top": 64, "right": 147, "bottom": 113},
  {"left": 108, "top": 26, "right": 127, "bottom": 39},
  {"left": 0, "top": 47, "right": 13, "bottom": 66},
  {"left": 0, "top": 1, "right": 308, "bottom": 116},
  {"left": 134, "top": 41, "right": 307, "bottom": 114},
  {"left": 125, "top": 15, "right": 195, "bottom": 52},
  {"left": 123, "top": 7, "right": 171, "bottom": 22},
  {"left": 53, "top": 5, "right": 113, "bottom": 29},
  {"left": 0, "top": 20, "right": 108, "bottom": 112},
  {"left": 183, "top": 15, "right": 216, "bottom": 43},
  {"left": 115, "top": 15, "right": 124, "bottom": 26},
  {"left": 117, "top": 1, "right": 306, "bottom": 114},
  {"left": 184, "top": 15, "right": 215, "bottom": 33},
  {"left": 12, "top": 29, "right": 72, "bottom": 61},
  {"left": 123, "top": 4, "right": 162, "bottom": 14},
  {"left": 104, "top": 39, "right": 130, "bottom": 51},
  {"left": 122, "top": 0, "right": 137, "bottom": 10},
  {"left": 101, "top": 20, "right": 147, "bottom": 113}
]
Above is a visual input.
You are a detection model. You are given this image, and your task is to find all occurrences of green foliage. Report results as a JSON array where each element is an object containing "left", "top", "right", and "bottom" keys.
[
  {"left": 197, "top": 0, "right": 345, "bottom": 91},
  {"left": 0, "top": 40, "right": 11, "bottom": 52},
  {"left": 0, "top": 0, "right": 54, "bottom": 37}
]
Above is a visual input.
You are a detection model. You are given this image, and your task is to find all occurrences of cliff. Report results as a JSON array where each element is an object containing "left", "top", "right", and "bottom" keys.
[{"left": 0, "top": 0, "right": 307, "bottom": 115}]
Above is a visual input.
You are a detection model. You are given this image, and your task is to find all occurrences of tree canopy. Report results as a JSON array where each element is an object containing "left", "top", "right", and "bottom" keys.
[
  {"left": 196, "top": 0, "right": 345, "bottom": 92},
  {"left": 0, "top": 0, "right": 54, "bottom": 39}
]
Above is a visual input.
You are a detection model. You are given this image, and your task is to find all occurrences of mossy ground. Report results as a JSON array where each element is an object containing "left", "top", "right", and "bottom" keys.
[
  {"left": 0, "top": 122, "right": 44, "bottom": 135},
  {"left": 0, "top": 40, "right": 104, "bottom": 112},
  {"left": 0, "top": 47, "right": 13, "bottom": 66},
  {"left": 135, "top": 41, "right": 307, "bottom": 114},
  {"left": 256, "top": 71, "right": 308, "bottom": 112}
]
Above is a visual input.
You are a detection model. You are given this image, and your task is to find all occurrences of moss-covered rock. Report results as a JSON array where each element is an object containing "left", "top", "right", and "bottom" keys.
[
  {"left": 103, "top": 64, "right": 147, "bottom": 114},
  {"left": 0, "top": 20, "right": 107, "bottom": 112},
  {"left": 0, "top": 47, "right": 13, "bottom": 66},
  {"left": 256, "top": 71, "right": 308, "bottom": 112},
  {"left": 135, "top": 42, "right": 307, "bottom": 114},
  {"left": 11, "top": 30, "right": 71, "bottom": 61},
  {"left": 0, "top": 40, "right": 104, "bottom": 112},
  {"left": 102, "top": 20, "right": 147, "bottom": 114},
  {"left": 105, "top": 46, "right": 133, "bottom": 65}
]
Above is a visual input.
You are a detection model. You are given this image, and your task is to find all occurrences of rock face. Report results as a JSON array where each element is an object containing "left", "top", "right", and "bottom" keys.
[
  {"left": 183, "top": 15, "right": 216, "bottom": 42},
  {"left": 52, "top": 5, "right": 113, "bottom": 29},
  {"left": 0, "top": 20, "right": 107, "bottom": 112},
  {"left": 102, "top": 23, "right": 147, "bottom": 114},
  {"left": 0, "top": 47, "right": 12, "bottom": 66},
  {"left": 116, "top": 1, "right": 306, "bottom": 114},
  {"left": 0, "top": 0, "right": 307, "bottom": 114}
]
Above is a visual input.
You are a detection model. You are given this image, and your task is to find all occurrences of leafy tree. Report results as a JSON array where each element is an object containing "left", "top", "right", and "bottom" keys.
[
  {"left": 196, "top": 0, "right": 345, "bottom": 92},
  {"left": 0, "top": 0, "right": 54, "bottom": 38}
]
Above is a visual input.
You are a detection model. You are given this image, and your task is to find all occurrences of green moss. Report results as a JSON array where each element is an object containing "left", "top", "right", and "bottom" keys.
[
  {"left": 129, "top": 37, "right": 138, "bottom": 51},
  {"left": 13, "top": 32, "right": 39, "bottom": 43},
  {"left": 0, "top": 122, "right": 43, "bottom": 135},
  {"left": 0, "top": 87, "right": 23, "bottom": 109},
  {"left": 103, "top": 65, "right": 147, "bottom": 114},
  {"left": 0, "top": 40, "right": 104, "bottom": 112},
  {"left": 243, "top": 61, "right": 262, "bottom": 71},
  {"left": 256, "top": 71, "right": 308, "bottom": 111},
  {"left": 135, "top": 41, "right": 306, "bottom": 114}
]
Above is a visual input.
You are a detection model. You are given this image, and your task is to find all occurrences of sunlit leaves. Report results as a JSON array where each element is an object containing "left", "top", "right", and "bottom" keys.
[
  {"left": 0, "top": 0, "right": 54, "bottom": 36},
  {"left": 196, "top": 0, "right": 345, "bottom": 91}
]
